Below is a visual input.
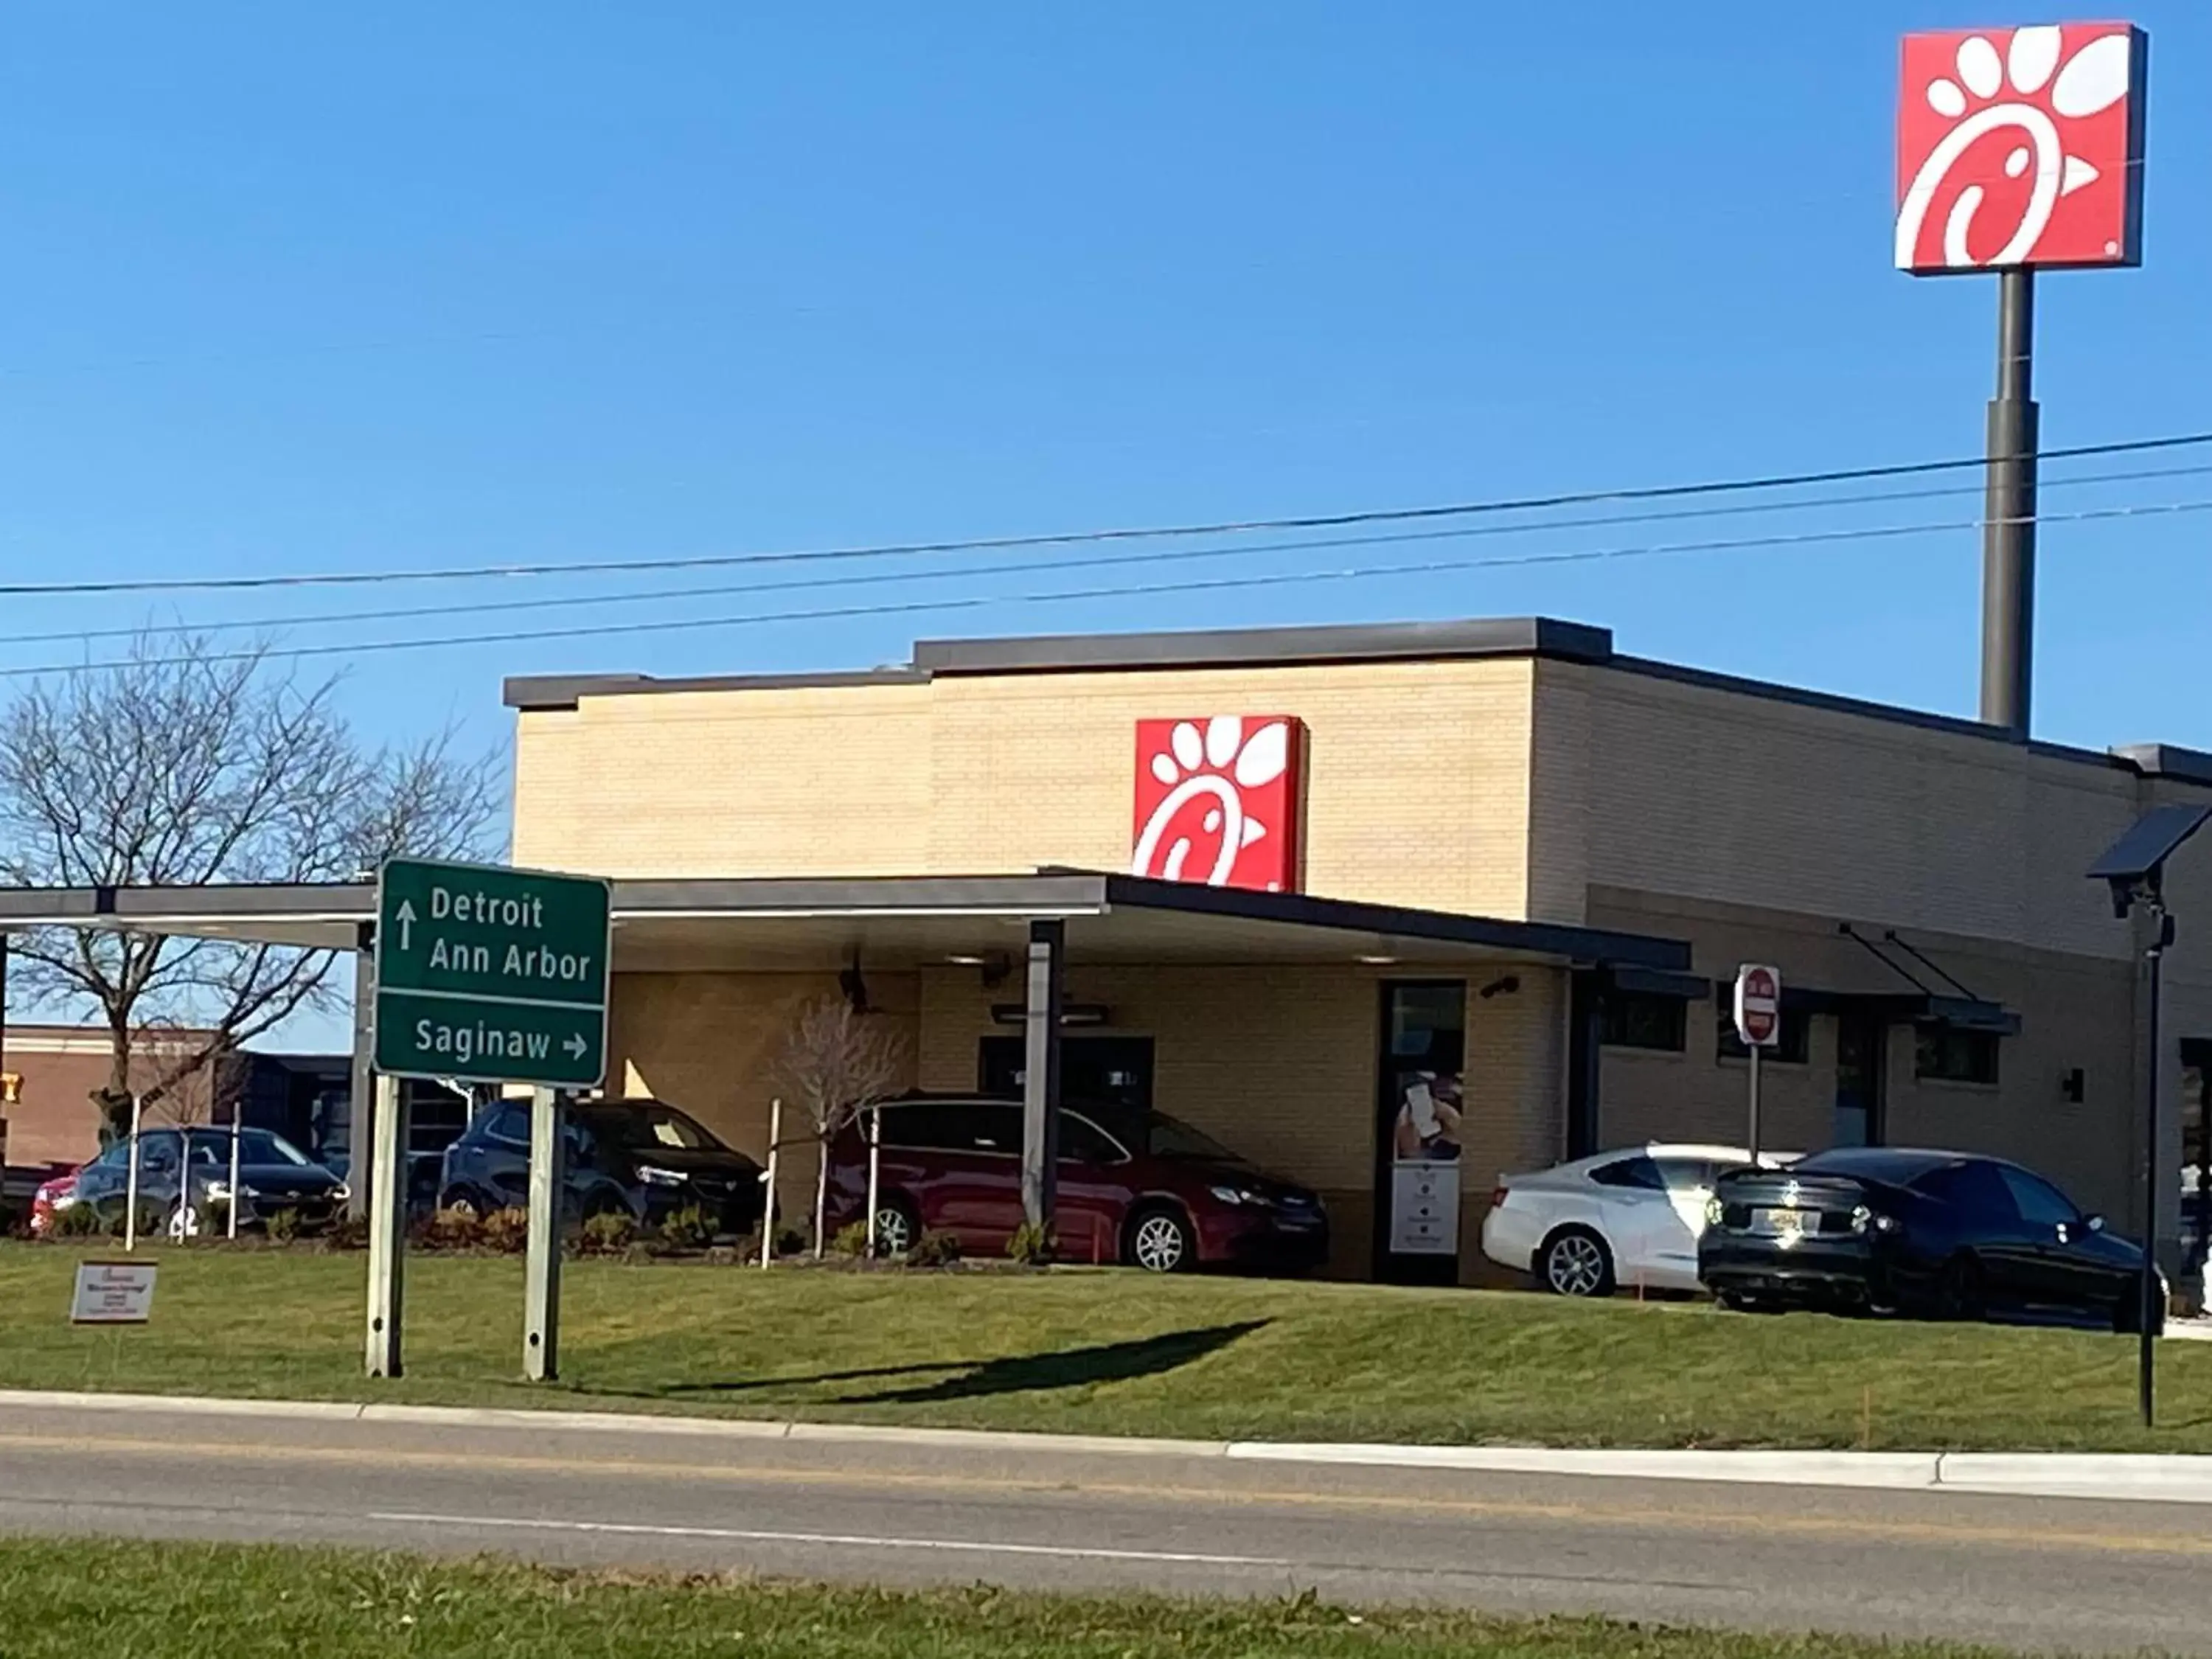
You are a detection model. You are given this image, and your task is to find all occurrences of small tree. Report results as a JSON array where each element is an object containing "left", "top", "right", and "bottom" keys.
[
  {"left": 0, "top": 631, "right": 497, "bottom": 1141},
  {"left": 772, "top": 995, "right": 907, "bottom": 1259}
]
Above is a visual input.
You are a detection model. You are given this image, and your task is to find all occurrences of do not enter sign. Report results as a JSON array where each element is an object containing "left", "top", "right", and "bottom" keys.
[{"left": 1733, "top": 964, "right": 1782, "bottom": 1049}]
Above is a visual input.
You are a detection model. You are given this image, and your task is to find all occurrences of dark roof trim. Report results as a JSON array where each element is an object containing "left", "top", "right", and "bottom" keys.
[
  {"left": 2110, "top": 744, "right": 2212, "bottom": 788},
  {"left": 506, "top": 666, "right": 930, "bottom": 712},
  {"left": 1076, "top": 870, "right": 1688, "bottom": 971},
  {"left": 913, "top": 616, "right": 1613, "bottom": 678},
  {"left": 0, "top": 872, "right": 1691, "bottom": 972}
]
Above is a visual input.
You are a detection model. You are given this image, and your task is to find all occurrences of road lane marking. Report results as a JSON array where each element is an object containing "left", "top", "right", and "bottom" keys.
[
  {"left": 367, "top": 1510, "right": 1293, "bottom": 1568},
  {"left": 3, "top": 1430, "right": 2208, "bottom": 1559}
]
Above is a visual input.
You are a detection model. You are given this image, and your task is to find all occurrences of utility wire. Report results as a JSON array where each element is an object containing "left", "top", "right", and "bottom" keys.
[
  {"left": 10, "top": 460, "right": 2211, "bottom": 650},
  {"left": 9, "top": 495, "right": 2209, "bottom": 681},
  {"left": 1, "top": 431, "right": 2208, "bottom": 599}
]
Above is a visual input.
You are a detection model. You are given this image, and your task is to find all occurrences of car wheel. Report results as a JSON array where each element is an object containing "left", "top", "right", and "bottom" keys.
[
  {"left": 872, "top": 1195, "right": 920, "bottom": 1257},
  {"left": 1936, "top": 1253, "right": 1986, "bottom": 1322},
  {"left": 1539, "top": 1228, "right": 1615, "bottom": 1298},
  {"left": 1128, "top": 1206, "right": 1195, "bottom": 1273}
]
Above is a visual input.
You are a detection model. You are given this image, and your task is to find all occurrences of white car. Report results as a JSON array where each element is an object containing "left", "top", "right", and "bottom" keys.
[{"left": 1482, "top": 1144, "right": 1794, "bottom": 1297}]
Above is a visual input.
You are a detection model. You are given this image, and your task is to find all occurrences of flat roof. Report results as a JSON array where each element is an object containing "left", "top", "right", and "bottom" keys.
[
  {"left": 501, "top": 613, "right": 2205, "bottom": 782},
  {"left": 0, "top": 872, "right": 1689, "bottom": 973}
]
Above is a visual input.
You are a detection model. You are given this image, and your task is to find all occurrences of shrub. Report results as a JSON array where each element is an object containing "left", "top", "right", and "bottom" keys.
[
  {"left": 1004, "top": 1221, "right": 1057, "bottom": 1266},
  {"left": 830, "top": 1220, "right": 871, "bottom": 1259},
  {"left": 655, "top": 1205, "right": 713, "bottom": 1252},
  {"left": 479, "top": 1206, "right": 531, "bottom": 1253},
  {"left": 263, "top": 1207, "right": 303, "bottom": 1245},
  {"left": 414, "top": 1206, "right": 485, "bottom": 1252},
  {"left": 320, "top": 1214, "right": 370, "bottom": 1253},
  {"left": 579, "top": 1210, "right": 636, "bottom": 1256},
  {"left": 201, "top": 1197, "right": 232, "bottom": 1238},
  {"left": 52, "top": 1202, "right": 104, "bottom": 1239},
  {"left": 906, "top": 1229, "right": 962, "bottom": 1268}
]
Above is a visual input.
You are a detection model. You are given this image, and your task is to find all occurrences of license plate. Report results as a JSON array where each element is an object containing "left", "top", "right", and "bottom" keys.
[{"left": 1753, "top": 1206, "right": 1819, "bottom": 1239}]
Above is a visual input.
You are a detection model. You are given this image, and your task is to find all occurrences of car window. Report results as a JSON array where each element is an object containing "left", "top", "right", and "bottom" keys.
[
  {"left": 1998, "top": 1166, "right": 2080, "bottom": 1228},
  {"left": 581, "top": 1105, "right": 718, "bottom": 1152},
  {"left": 137, "top": 1131, "right": 183, "bottom": 1172},
  {"left": 1913, "top": 1160, "right": 2021, "bottom": 1223},
  {"left": 1590, "top": 1155, "right": 1665, "bottom": 1192},
  {"left": 484, "top": 1105, "right": 529, "bottom": 1145},
  {"left": 1058, "top": 1113, "right": 1125, "bottom": 1164},
  {"left": 1654, "top": 1157, "right": 1721, "bottom": 1192},
  {"left": 879, "top": 1102, "right": 982, "bottom": 1152},
  {"left": 970, "top": 1103, "right": 1023, "bottom": 1152}
]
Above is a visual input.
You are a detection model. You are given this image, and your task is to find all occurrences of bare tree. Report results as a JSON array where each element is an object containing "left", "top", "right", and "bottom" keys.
[
  {"left": 0, "top": 631, "right": 498, "bottom": 1141},
  {"left": 772, "top": 995, "right": 908, "bottom": 1257}
]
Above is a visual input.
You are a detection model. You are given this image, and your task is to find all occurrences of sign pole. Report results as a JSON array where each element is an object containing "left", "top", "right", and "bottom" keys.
[
  {"left": 865, "top": 1105, "right": 882, "bottom": 1256},
  {"left": 760, "top": 1098, "right": 781, "bottom": 1270},
  {"left": 1748, "top": 1044, "right": 1763, "bottom": 1163},
  {"left": 226, "top": 1111, "right": 241, "bottom": 1241},
  {"left": 123, "top": 1094, "right": 144, "bottom": 1254},
  {"left": 524, "top": 1085, "right": 565, "bottom": 1382},
  {"left": 363, "top": 1074, "right": 406, "bottom": 1379},
  {"left": 2142, "top": 908, "right": 2168, "bottom": 1427}
]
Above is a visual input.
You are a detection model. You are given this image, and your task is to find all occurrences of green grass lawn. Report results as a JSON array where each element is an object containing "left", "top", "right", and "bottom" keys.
[
  {"left": 0, "top": 1538, "right": 2003, "bottom": 1659},
  {"left": 1, "top": 1242, "right": 2208, "bottom": 1452}
]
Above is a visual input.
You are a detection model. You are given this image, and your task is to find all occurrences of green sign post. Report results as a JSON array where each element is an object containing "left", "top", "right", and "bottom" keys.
[{"left": 372, "top": 858, "right": 611, "bottom": 1088}]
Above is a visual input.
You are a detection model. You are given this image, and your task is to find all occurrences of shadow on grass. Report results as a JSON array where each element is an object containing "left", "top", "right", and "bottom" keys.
[{"left": 622, "top": 1320, "right": 1272, "bottom": 1405}]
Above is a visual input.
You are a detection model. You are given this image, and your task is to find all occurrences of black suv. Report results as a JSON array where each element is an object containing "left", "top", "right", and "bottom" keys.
[{"left": 439, "top": 1098, "right": 765, "bottom": 1234}]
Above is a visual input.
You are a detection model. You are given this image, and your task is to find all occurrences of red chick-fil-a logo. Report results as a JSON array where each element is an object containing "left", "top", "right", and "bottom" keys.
[
  {"left": 1131, "top": 717, "right": 1303, "bottom": 893},
  {"left": 1895, "top": 24, "right": 2145, "bottom": 274}
]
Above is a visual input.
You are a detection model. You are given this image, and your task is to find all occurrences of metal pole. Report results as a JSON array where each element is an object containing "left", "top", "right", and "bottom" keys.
[
  {"left": 1980, "top": 267, "right": 2039, "bottom": 737},
  {"left": 1747, "top": 1046, "right": 1764, "bottom": 1162},
  {"left": 759, "top": 1098, "right": 781, "bottom": 1270},
  {"left": 123, "top": 1095, "right": 144, "bottom": 1253},
  {"left": 363, "top": 1074, "right": 406, "bottom": 1378},
  {"left": 347, "top": 922, "right": 377, "bottom": 1221},
  {"left": 1020, "top": 918, "right": 1065, "bottom": 1237},
  {"left": 865, "top": 1105, "right": 882, "bottom": 1256},
  {"left": 524, "top": 1085, "right": 564, "bottom": 1382},
  {"left": 226, "top": 1111, "right": 241, "bottom": 1241},
  {"left": 2142, "top": 910, "right": 2168, "bottom": 1427}
]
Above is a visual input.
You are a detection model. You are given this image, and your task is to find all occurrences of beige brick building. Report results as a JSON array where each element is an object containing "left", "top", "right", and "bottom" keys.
[{"left": 505, "top": 616, "right": 2212, "bottom": 1284}]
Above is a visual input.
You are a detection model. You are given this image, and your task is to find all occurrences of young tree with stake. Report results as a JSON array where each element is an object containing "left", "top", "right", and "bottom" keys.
[{"left": 772, "top": 995, "right": 907, "bottom": 1258}]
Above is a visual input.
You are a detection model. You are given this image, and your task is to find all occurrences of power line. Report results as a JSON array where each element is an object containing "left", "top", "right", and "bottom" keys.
[
  {"left": 10, "top": 494, "right": 2209, "bottom": 682},
  {"left": 12, "top": 459, "right": 2212, "bottom": 651},
  {"left": 2, "top": 430, "right": 2208, "bottom": 600}
]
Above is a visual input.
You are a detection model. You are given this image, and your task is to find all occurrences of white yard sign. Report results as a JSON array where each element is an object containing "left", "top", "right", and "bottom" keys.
[{"left": 70, "top": 1260, "right": 158, "bottom": 1324}]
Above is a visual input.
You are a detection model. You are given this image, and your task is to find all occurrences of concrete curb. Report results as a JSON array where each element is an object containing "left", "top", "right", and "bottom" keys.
[{"left": 3, "top": 1388, "right": 2208, "bottom": 1503}]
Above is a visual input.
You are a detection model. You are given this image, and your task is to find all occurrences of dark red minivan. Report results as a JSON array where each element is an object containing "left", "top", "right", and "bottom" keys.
[{"left": 824, "top": 1095, "right": 1329, "bottom": 1273}]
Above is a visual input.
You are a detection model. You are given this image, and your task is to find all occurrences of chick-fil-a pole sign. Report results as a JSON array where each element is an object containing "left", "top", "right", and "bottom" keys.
[{"left": 1896, "top": 23, "right": 2148, "bottom": 274}]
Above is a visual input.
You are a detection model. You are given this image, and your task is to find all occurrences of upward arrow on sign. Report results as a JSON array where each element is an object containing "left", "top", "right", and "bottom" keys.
[{"left": 393, "top": 900, "right": 416, "bottom": 953}]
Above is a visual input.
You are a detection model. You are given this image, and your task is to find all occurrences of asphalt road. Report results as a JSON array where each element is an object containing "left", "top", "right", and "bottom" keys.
[{"left": 1, "top": 1399, "right": 2208, "bottom": 1653}]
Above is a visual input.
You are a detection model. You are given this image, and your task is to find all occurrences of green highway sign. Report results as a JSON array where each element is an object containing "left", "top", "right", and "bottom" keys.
[{"left": 372, "top": 858, "right": 611, "bottom": 1088}]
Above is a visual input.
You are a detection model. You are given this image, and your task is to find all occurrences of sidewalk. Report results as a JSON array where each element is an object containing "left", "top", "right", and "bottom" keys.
[{"left": 4, "top": 1386, "right": 2209, "bottom": 1506}]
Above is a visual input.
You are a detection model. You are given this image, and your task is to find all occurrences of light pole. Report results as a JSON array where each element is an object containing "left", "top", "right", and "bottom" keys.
[{"left": 2090, "top": 804, "right": 2212, "bottom": 1428}]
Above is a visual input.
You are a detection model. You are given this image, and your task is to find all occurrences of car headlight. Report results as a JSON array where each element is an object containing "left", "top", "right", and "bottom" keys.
[
  {"left": 637, "top": 1165, "right": 687, "bottom": 1189},
  {"left": 332, "top": 1183, "right": 352, "bottom": 1203},
  {"left": 1210, "top": 1184, "right": 1273, "bottom": 1208},
  {"left": 1704, "top": 1195, "right": 1725, "bottom": 1228}
]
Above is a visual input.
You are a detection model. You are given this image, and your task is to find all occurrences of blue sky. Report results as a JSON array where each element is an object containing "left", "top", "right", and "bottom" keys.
[{"left": 0, "top": 4, "right": 2207, "bottom": 1050}]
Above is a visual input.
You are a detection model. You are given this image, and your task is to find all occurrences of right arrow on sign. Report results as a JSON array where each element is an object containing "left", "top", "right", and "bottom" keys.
[{"left": 563, "top": 1032, "right": 588, "bottom": 1060}]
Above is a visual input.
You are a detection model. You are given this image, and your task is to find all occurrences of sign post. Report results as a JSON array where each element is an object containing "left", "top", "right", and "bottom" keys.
[
  {"left": 372, "top": 858, "right": 611, "bottom": 1383},
  {"left": 1733, "top": 964, "right": 1782, "bottom": 1159}
]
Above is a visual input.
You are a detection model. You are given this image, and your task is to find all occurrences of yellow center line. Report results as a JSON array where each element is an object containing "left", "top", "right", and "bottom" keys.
[{"left": 0, "top": 1429, "right": 2204, "bottom": 1559}]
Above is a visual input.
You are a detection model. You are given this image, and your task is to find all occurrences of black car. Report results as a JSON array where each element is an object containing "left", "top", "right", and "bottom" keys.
[
  {"left": 439, "top": 1097, "right": 765, "bottom": 1234},
  {"left": 69, "top": 1127, "right": 348, "bottom": 1238},
  {"left": 1700, "top": 1147, "right": 2159, "bottom": 1331}
]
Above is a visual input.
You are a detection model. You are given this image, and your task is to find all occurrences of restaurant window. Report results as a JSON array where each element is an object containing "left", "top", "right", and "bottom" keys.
[
  {"left": 1915, "top": 1023, "right": 2000, "bottom": 1086},
  {"left": 1715, "top": 1005, "right": 1809, "bottom": 1065},
  {"left": 1600, "top": 991, "right": 1686, "bottom": 1054}
]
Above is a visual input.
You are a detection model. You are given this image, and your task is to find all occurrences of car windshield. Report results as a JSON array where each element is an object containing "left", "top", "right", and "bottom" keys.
[
  {"left": 185, "top": 1130, "right": 314, "bottom": 1167},
  {"left": 578, "top": 1104, "right": 721, "bottom": 1152}
]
